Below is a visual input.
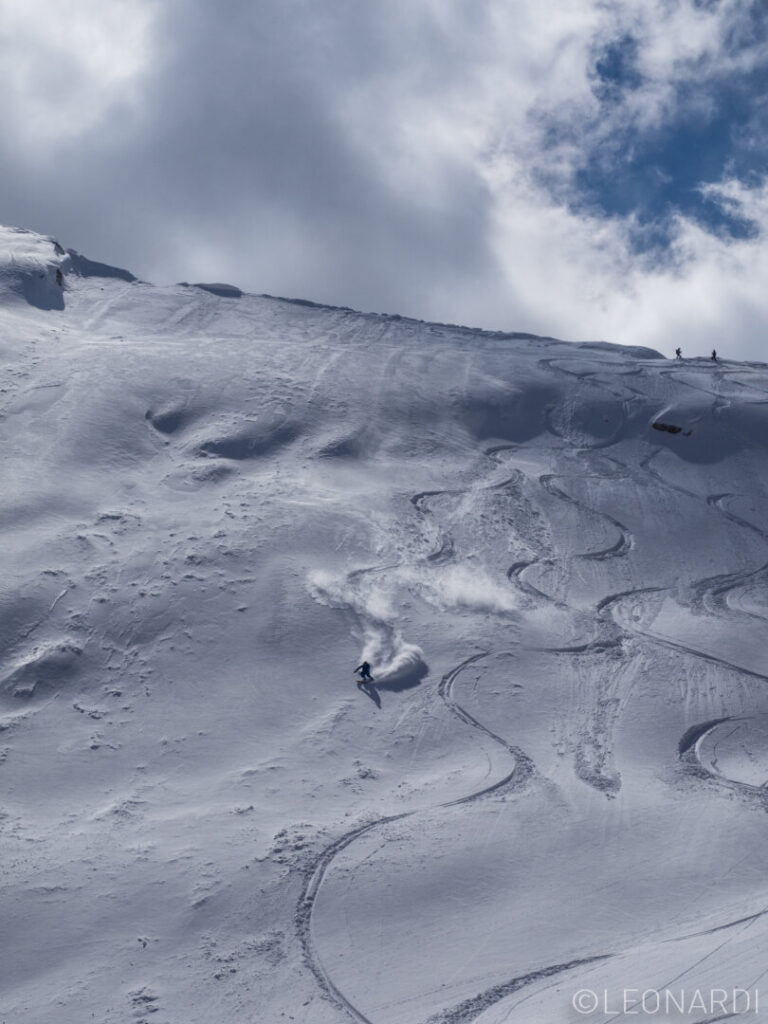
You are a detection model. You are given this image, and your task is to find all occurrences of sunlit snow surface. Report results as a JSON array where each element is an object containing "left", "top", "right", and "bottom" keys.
[{"left": 3, "top": 226, "right": 768, "bottom": 1024}]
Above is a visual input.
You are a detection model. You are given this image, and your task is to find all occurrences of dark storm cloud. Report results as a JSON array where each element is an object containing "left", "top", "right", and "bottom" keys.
[{"left": 2, "top": 0, "right": 497, "bottom": 316}]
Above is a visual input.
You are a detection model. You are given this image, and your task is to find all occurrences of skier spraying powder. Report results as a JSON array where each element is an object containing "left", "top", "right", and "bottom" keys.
[{"left": 354, "top": 661, "right": 373, "bottom": 686}]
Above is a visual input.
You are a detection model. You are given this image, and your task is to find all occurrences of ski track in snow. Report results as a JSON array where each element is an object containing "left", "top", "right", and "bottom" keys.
[
  {"left": 506, "top": 558, "right": 562, "bottom": 606},
  {"left": 681, "top": 718, "right": 768, "bottom": 805},
  {"left": 300, "top": 453, "right": 553, "bottom": 1021},
  {"left": 597, "top": 420, "right": 768, "bottom": 809},
  {"left": 421, "top": 956, "right": 614, "bottom": 1024},
  {"left": 539, "top": 473, "right": 632, "bottom": 561},
  {"left": 300, "top": 422, "right": 651, "bottom": 1021},
  {"left": 297, "top": 815, "right": 409, "bottom": 1024},
  {"left": 416, "top": 368, "right": 768, "bottom": 1022},
  {"left": 297, "top": 650, "right": 537, "bottom": 1024},
  {"left": 506, "top": 464, "right": 634, "bottom": 607},
  {"left": 9, "top": 240, "right": 768, "bottom": 1023},
  {"left": 301, "top": 360, "right": 768, "bottom": 1024}
]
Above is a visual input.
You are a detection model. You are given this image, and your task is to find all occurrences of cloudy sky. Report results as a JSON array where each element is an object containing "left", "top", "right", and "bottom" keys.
[{"left": 3, "top": 0, "right": 768, "bottom": 357}]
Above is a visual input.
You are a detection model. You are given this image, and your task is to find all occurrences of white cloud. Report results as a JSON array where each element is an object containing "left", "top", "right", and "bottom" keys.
[
  {"left": 0, "top": 0, "right": 156, "bottom": 148},
  {"left": 2, "top": 0, "right": 768, "bottom": 359},
  {"left": 416, "top": 0, "right": 768, "bottom": 355}
]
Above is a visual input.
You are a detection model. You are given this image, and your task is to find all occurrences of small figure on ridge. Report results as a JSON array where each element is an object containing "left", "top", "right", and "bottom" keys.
[{"left": 675, "top": 347, "right": 682, "bottom": 360}]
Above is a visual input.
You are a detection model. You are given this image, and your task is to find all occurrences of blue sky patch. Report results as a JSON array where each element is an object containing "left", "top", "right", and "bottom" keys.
[
  {"left": 541, "top": 15, "right": 768, "bottom": 253},
  {"left": 592, "top": 34, "right": 644, "bottom": 103}
]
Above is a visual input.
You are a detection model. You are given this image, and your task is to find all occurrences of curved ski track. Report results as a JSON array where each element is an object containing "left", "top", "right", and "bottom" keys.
[
  {"left": 507, "top": 465, "right": 633, "bottom": 607},
  {"left": 300, "top": 360, "right": 768, "bottom": 1023},
  {"left": 296, "top": 653, "right": 537, "bottom": 1024},
  {"left": 678, "top": 716, "right": 768, "bottom": 806},
  {"left": 300, "top": 446, "right": 629, "bottom": 1022},
  {"left": 539, "top": 473, "right": 633, "bottom": 561}
]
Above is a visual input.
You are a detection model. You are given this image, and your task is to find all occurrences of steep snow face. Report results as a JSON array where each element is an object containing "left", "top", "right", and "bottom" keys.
[
  {"left": 3, "top": 227, "right": 768, "bottom": 1024},
  {"left": 0, "top": 226, "right": 67, "bottom": 310},
  {"left": 0, "top": 227, "right": 136, "bottom": 313}
]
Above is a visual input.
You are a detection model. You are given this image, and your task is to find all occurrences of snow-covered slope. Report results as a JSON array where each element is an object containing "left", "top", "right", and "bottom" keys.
[{"left": 3, "top": 227, "right": 768, "bottom": 1024}]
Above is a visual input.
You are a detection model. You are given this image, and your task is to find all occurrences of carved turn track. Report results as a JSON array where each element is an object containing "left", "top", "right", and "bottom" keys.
[{"left": 296, "top": 652, "right": 536, "bottom": 1023}]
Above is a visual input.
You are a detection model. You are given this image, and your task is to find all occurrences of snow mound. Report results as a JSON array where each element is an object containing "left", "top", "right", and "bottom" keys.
[
  {"left": 0, "top": 226, "right": 137, "bottom": 311},
  {"left": 0, "top": 225, "right": 66, "bottom": 310},
  {"left": 189, "top": 282, "right": 242, "bottom": 298}
]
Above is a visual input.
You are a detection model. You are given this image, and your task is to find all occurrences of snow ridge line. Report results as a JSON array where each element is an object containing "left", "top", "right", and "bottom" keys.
[{"left": 296, "top": 652, "right": 536, "bottom": 1023}]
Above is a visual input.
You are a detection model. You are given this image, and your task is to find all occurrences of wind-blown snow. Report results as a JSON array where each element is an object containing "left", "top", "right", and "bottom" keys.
[{"left": 3, "top": 226, "right": 768, "bottom": 1024}]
